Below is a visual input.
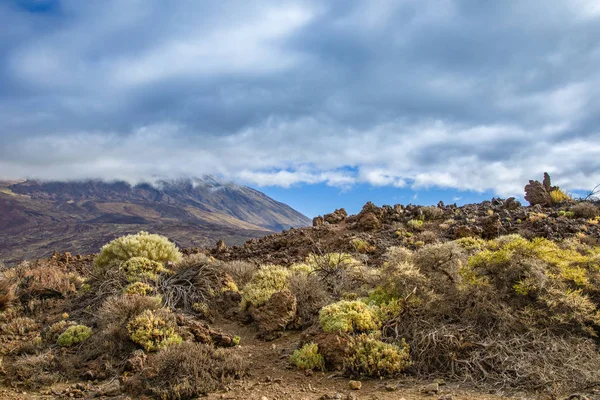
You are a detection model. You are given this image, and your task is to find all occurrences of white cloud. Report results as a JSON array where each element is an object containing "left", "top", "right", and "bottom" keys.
[{"left": 1, "top": 0, "right": 600, "bottom": 199}]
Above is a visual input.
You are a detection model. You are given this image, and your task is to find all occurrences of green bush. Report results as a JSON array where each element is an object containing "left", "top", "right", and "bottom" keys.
[
  {"left": 124, "top": 281, "right": 154, "bottom": 295},
  {"left": 343, "top": 334, "right": 411, "bottom": 377},
  {"left": 57, "top": 325, "right": 92, "bottom": 347},
  {"left": 127, "top": 309, "right": 182, "bottom": 352},
  {"left": 319, "top": 300, "right": 381, "bottom": 333},
  {"left": 290, "top": 342, "right": 325, "bottom": 371},
  {"left": 120, "top": 257, "right": 169, "bottom": 282},
  {"left": 95, "top": 231, "right": 182, "bottom": 270},
  {"left": 241, "top": 265, "right": 289, "bottom": 309},
  {"left": 549, "top": 189, "right": 571, "bottom": 204},
  {"left": 407, "top": 219, "right": 424, "bottom": 230}
]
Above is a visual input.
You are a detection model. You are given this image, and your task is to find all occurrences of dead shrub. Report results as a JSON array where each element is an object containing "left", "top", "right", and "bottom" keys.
[
  {"left": 158, "top": 261, "right": 233, "bottom": 311},
  {"left": 220, "top": 260, "right": 258, "bottom": 287},
  {"left": 7, "top": 351, "right": 61, "bottom": 389},
  {"left": 415, "top": 230, "right": 438, "bottom": 244},
  {"left": 413, "top": 242, "right": 466, "bottom": 292},
  {"left": 384, "top": 246, "right": 413, "bottom": 265},
  {"left": 0, "top": 274, "right": 16, "bottom": 312},
  {"left": 134, "top": 342, "right": 247, "bottom": 399},
  {"left": 288, "top": 270, "right": 331, "bottom": 327},
  {"left": 1, "top": 261, "right": 81, "bottom": 313},
  {"left": 421, "top": 206, "right": 444, "bottom": 220},
  {"left": 174, "top": 252, "right": 212, "bottom": 271},
  {"left": 572, "top": 202, "right": 599, "bottom": 218}
]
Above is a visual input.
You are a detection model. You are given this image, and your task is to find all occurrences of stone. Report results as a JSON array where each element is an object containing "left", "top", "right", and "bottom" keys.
[
  {"left": 249, "top": 289, "right": 297, "bottom": 340},
  {"left": 524, "top": 180, "right": 551, "bottom": 206},
  {"left": 421, "top": 382, "right": 439, "bottom": 394},
  {"left": 348, "top": 380, "right": 362, "bottom": 390},
  {"left": 96, "top": 380, "right": 121, "bottom": 397},
  {"left": 313, "top": 216, "right": 325, "bottom": 226},
  {"left": 315, "top": 333, "right": 351, "bottom": 369},
  {"left": 324, "top": 208, "right": 348, "bottom": 224},
  {"left": 215, "top": 239, "right": 227, "bottom": 253},
  {"left": 504, "top": 197, "right": 521, "bottom": 210},
  {"left": 356, "top": 212, "right": 381, "bottom": 231},
  {"left": 384, "top": 384, "right": 397, "bottom": 392}
]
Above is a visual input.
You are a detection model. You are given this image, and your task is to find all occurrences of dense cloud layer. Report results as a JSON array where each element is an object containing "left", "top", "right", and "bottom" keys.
[{"left": 1, "top": 0, "right": 599, "bottom": 196}]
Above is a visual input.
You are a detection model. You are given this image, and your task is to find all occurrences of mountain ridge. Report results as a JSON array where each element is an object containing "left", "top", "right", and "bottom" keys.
[{"left": 0, "top": 177, "right": 310, "bottom": 264}]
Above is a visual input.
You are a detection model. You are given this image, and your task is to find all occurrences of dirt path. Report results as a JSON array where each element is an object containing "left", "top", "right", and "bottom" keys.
[{"left": 204, "top": 319, "right": 517, "bottom": 400}]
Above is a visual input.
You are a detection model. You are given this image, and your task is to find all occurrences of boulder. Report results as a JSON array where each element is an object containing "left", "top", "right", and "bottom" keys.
[
  {"left": 249, "top": 290, "right": 297, "bottom": 340},
  {"left": 313, "top": 216, "right": 325, "bottom": 226},
  {"left": 324, "top": 208, "right": 348, "bottom": 224},
  {"left": 524, "top": 172, "right": 558, "bottom": 206}
]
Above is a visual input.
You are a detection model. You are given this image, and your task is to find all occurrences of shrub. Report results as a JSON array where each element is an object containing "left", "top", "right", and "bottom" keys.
[
  {"left": 127, "top": 309, "right": 182, "bottom": 352},
  {"left": 95, "top": 231, "right": 182, "bottom": 270},
  {"left": 550, "top": 189, "right": 570, "bottom": 204},
  {"left": 7, "top": 351, "right": 60, "bottom": 389},
  {"left": 453, "top": 236, "right": 486, "bottom": 252},
  {"left": 0, "top": 274, "right": 15, "bottom": 312},
  {"left": 413, "top": 242, "right": 465, "bottom": 290},
  {"left": 43, "top": 320, "right": 76, "bottom": 342},
  {"left": 288, "top": 268, "right": 330, "bottom": 326},
  {"left": 220, "top": 260, "right": 258, "bottom": 287},
  {"left": 120, "top": 256, "right": 169, "bottom": 282},
  {"left": 124, "top": 281, "right": 154, "bottom": 296},
  {"left": 0, "top": 316, "right": 39, "bottom": 335},
  {"left": 421, "top": 206, "right": 444, "bottom": 220},
  {"left": 407, "top": 219, "right": 424, "bottom": 230},
  {"left": 384, "top": 246, "right": 413, "bottom": 265},
  {"left": 351, "top": 238, "right": 376, "bottom": 254},
  {"left": 558, "top": 210, "right": 575, "bottom": 218},
  {"left": 290, "top": 342, "right": 325, "bottom": 371},
  {"left": 319, "top": 300, "right": 381, "bottom": 333},
  {"left": 57, "top": 325, "right": 92, "bottom": 347},
  {"left": 307, "top": 252, "right": 359, "bottom": 275},
  {"left": 573, "top": 202, "right": 600, "bottom": 219},
  {"left": 241, "top": 265, "right": 289, "bottom": 309},
  {"left": 97, "top": 294, "right": 163, "bottom": 355},
  {"left": 528, "top": 212, "right": 548, "bottom": 222},
  {"left": 136, "top": 342, "right": 247, "bottom": 399},
  {"left": 343, "top": 334, "right": 411, "bottom": 377}
]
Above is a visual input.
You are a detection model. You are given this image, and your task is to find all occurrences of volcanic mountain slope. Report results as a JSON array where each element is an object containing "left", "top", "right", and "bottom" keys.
[{"left": 0, "top": 177, "right": 310, "bottom": 264}]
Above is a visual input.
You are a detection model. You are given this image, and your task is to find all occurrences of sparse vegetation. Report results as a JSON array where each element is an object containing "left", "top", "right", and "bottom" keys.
[{"left": 4, "top": 176, "right": 600, "bottom": 397}]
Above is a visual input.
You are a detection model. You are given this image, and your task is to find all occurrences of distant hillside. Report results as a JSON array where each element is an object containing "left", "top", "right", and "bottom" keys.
[{"left": 0, "top": 177, "right": 310, "bottom": 264}]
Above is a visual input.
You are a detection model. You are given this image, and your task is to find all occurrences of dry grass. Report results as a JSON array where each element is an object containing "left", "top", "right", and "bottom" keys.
[
  {"left": 220, "top": 260, "right": 258, "bottom": 287},
  {"left": 7, "top": 351, "right": 61, "bottom": 389},
  {"left": 158, "top": 262, "right": 225, "bottom": 310},
  {"left": 288, "top": 270, "right": 331, "bottom": 327},
  {"left": 133, "top": 342, "right": 248, "bottom": 399}
]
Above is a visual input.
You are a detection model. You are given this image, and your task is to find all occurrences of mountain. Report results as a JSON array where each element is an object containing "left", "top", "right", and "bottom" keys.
[{"left": 0, "top": 177, "right": 310, "bottom": 264}]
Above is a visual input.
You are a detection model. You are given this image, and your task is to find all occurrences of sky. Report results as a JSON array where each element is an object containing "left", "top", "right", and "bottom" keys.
[{"left": 1, "top": 0, "right": 600, "bottom": 217}]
